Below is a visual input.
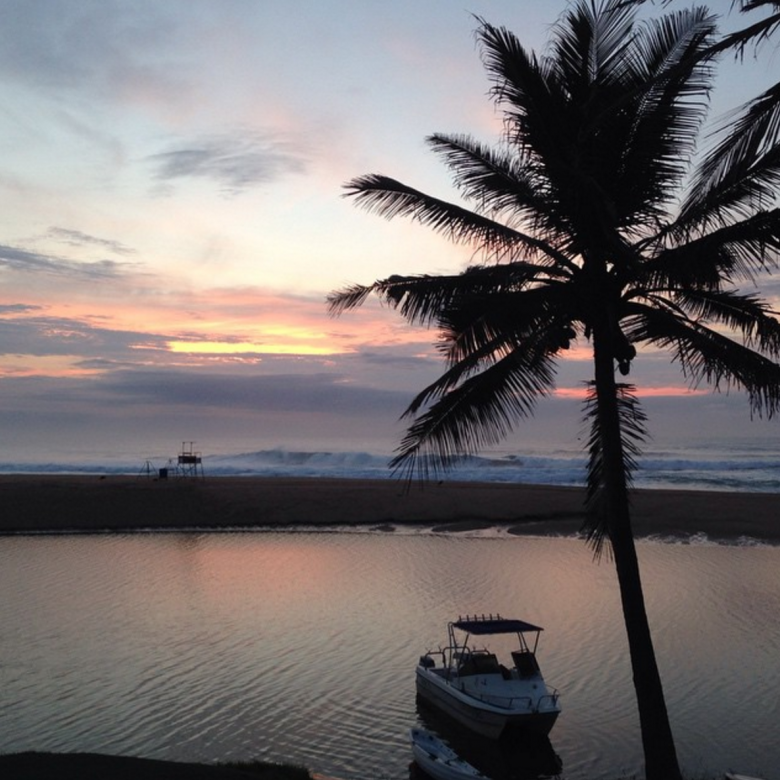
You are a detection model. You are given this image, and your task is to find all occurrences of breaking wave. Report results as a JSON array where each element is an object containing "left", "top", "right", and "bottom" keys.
[{"left": 1, "top": 445, "right": 779, "bottom": 492}]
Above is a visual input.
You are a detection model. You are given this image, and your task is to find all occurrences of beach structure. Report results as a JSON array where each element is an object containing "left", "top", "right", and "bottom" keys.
[
  {"left": 176, "top": 441, "right": 204, "bottom": 479},
  {"left": 137, "top": 460, "right": 156, "bottom": 479},
  {"left": 137, "top": 443, "right": 205, "bottom": 480}
]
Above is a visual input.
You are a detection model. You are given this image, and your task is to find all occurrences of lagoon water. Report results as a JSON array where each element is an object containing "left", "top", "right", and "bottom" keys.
[{"left": 1, "top": 530, "right": 778, "bottom": 780}]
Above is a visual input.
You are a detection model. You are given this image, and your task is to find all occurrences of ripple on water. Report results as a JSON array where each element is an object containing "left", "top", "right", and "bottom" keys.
[{"left": 1, "top": 532, "right": 779, "bottom": 780}]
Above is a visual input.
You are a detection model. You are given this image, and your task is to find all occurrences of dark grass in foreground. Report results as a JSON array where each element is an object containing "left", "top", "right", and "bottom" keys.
[
  {"left": 219, "top": 759, "right": 310, "bottom": 779},
  {"left": 0, "top": 752, "right": 744, "bottom": 779},
  {"left": 0, "top": 752, "right": 309, "bottom": 780}
]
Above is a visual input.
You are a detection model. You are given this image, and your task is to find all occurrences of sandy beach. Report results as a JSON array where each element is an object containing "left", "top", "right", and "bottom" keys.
[{"left": 1, "top": 474, "right": 778, "bottom": 541}]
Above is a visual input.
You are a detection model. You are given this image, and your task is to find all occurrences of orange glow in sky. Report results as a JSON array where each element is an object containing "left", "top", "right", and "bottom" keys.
[
  {"left": 0, "top": 355, "right": 105, "bottom": 379},
  {"left": 554, "top": 386, "right": 709, "bottom": 399},
  {"left": 167, "top": 339, "right": 342, "bottom": 356}
]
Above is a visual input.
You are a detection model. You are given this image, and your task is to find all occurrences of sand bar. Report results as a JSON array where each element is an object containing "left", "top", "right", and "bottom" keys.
[{"left": 1, "top": 474, "right": 778, "bottom": 542}]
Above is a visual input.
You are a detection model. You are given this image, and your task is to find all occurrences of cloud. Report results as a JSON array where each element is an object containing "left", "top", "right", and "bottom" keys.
[
  {"left": 0, "top": 284, "right": 432, "bottom": 379},
  {"left": 0, "top": 244, "right": 129, "bottom": 279},
  {"left": 0, "top": 1, "right": 189, "bottom": 103},
  {"left": 94, "top": 369, "right": 404, "bottom": 412},
  {"left": 0, "top": 312, "right": 169, "bottom": 361},
  {"left": 47, "top": 228, "right": 135, "bottom": 255},
  {"left": 0, "top": 366, "right": 410, "bottom": 435},
  {"left": 0, "top": 303, "right": 41, "bottom": 314},
  {"left": 148, "top": 131, "right": 308, "bottom": 194},
  {"left": 356, "top": 349, "right": 435, "bottom": 370},
  {"left": 0, "top": 308, "right": 351, "bottom": 378}
]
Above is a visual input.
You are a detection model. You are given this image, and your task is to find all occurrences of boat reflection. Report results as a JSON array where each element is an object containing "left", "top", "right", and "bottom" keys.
[{"left": 415, "top": 695, "right": 563, "bottom": 780}]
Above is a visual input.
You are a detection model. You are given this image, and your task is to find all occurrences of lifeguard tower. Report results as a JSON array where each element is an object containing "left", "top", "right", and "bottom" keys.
[{"left": 176, "top": 441, "right": 205, "bottom": 479}]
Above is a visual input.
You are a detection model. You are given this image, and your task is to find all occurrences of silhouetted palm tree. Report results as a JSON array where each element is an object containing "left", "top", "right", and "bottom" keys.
[{"left": 328, "top": 2, "right": 780, "bottom": 778}]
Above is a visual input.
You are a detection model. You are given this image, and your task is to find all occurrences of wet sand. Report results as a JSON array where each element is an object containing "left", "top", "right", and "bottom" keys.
[{"left": 1, "top": 474, "right": 778, "bottom": 542}]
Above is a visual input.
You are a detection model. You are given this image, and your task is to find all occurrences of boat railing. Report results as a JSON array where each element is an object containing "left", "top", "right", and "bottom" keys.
[
  {"left": 424, "top": 643, "right": 470, "bottom": 668},
  {"left": 537, "top": 691, "right": 560, "bottom": 710},
  {"left": 466, "top": 687, "right": 561, "bottom": 712},
  {"left": 470, "top": 692, "right": 535, "bottom": 711},
  {"left": 421, "top": 649, "right": 447, "bottom": 666}
]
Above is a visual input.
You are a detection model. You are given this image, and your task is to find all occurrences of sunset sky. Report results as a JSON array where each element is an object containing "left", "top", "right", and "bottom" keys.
[{"left": 2, "top": 0, "right": 779, "bottom": 465}]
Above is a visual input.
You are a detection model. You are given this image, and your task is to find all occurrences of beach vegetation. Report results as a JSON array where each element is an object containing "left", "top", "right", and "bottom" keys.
[
  {"left": 327, "top": 1, "right": 780, "bottom": 779},
  {"left": 0, "top": 752, "right": 312, "bottom": 779},
  {"left": 217, "top": 758, "right": 311, "bottom": 779}
]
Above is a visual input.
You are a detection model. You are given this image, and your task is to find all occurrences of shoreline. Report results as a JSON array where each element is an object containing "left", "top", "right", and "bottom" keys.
[{"left": 2, "top": 474, "right": 779, "bottom": 542}]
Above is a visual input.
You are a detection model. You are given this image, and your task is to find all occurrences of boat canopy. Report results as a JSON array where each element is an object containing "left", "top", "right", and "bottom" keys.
[{"left": 453, "top": 617, "right": 543, "bottom": 635}]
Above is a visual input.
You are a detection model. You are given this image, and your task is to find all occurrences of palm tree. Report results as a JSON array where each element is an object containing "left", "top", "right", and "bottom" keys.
[{"left": 328, "top": 2, "right": 780, "bottom": 778}]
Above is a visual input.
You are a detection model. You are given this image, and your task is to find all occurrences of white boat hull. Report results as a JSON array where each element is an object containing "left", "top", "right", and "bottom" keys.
[
  {"left": 416, "top": 666, "right": 559, "bottom": 739},
  {"left": 724, "top": 775, "right": 766, "bottom": 780},
  {"left": 410, "top": 728, "right": 485, "bottom": 780}
]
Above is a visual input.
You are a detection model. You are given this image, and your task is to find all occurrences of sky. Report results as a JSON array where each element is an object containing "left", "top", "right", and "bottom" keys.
[{"left": 1, "top": 0, "right": 779, "bottom": 466}]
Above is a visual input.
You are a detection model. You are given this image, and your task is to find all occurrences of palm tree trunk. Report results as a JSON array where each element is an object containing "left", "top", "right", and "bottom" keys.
[{"left": 593, "top": 327, "right": 682, "bottom": 780}]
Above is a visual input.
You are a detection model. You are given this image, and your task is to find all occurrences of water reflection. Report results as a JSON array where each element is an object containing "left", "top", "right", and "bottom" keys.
[
  {"left": 1, "top": 533, "right": 778, "bottom": 780},
  {"left": 415, "top": 696, "right": 563, "bottom": 780}
]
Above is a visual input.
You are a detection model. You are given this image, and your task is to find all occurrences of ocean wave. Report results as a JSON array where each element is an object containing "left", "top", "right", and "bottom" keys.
[{"left": 1, "top": 446, "right": 778, "bottom": 493}]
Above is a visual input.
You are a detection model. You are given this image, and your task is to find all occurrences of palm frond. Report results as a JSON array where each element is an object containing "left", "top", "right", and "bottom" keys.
[
  {"left": 426, "top": 133, "right": 577, "bottom": 260},
  {"left": 427, "top": 133, "right": 540, "bottom": 213},
  {"left": 620, "top": 8, "right": 717, "bottom": 208},
  {"left": 327, "top": 274, "right": 466, "bottom": 323},
  {"left": 325, "top": 283, "right": 374, "bottom": 315},
  {"left": 669, "top": 289, "right": 780, "bottom": 355},
  {"left": 402, "top": 319, "right": 554, "bottom": 416},
  {"left": 437, "top": 279, "right": 577, "bottom": 361},
  {"left": 640, "top": 208, "right": 780, "bottom": 286},
  {"left": 342, "top": 173, "right": 569, "bottom": 263},
  {"left": 475, "top": 18, "right": 549, "bottom": 124},
  {"left": 389, "top": 348, "right": 556, "bottom": 482},
  {"left": 400, "top": 283, "right": 576, "bottom": 414},
  {"left": 678, "top": 85, "right": 780, "bottom": 229},
  {"left": 627, "top": 305, "right": 780, "bottom": 416},
  {"left": 715, "top": 3, "right": 780, "bottom": 57},
  {"left": 327, "top": 262, "right": 565, "bottom": 324},
  {"left": 548, "top": 0, "right": 636, "bottom": 88},
  {"left": 580, "top": 381, "right": 648, "bottom": 558}
]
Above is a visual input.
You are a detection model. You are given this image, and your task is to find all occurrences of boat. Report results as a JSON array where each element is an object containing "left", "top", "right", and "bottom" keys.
[
  {"left": 410, "top": 727, "right": 488, "bottom": 780},
  {"left": 415, "top": 614, "right": 561, "bottom": 739},
  {"left": 724, "top": 775, "right": 766, "bottom": 780}
]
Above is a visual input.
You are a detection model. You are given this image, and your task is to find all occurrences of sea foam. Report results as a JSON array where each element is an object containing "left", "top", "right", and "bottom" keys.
[{"left": 1, "top": 444, "right": 779, "bottom": 493}]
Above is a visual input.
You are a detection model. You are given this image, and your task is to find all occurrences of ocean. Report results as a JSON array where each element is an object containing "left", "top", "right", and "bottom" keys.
[{"left": 2, "top": 440, "right": 779, "bottom": 493}]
